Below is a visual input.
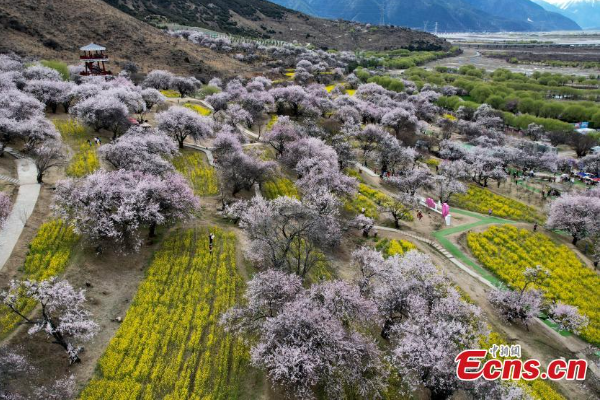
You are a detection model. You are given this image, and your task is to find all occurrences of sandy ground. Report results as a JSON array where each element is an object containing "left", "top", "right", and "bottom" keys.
[{"left": 421, "top": 48, "right": 596, "bottom": 77}]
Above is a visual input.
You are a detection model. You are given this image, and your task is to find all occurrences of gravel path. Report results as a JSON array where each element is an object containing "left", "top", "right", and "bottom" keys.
[{"left": 0, "top": 151, "right": 41, "bottom": 271}]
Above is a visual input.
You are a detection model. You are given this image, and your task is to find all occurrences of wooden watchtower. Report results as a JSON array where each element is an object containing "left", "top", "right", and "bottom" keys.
[{"left": 80, "top": 43, "right": 112, "bottom": 76}]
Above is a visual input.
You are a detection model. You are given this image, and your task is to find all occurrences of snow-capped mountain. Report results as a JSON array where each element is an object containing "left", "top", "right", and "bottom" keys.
[
  {"left": 270, "top": 0, "right": 581, "bottom": 32},
  {"left": 533, "top": 0, "right": 599, "bottom": 29}
]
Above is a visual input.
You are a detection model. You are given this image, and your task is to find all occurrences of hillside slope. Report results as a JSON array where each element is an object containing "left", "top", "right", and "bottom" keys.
[
  {"left": 533, "top": 0, "right": 599, "bottom": 29},
  {"left": 462, "top": 0, "right": 581, "bottom": 31},
  {"left": 101, "top": 0, "right": 449, "bottom": 50},
  {"left": 0, "top": 0, "right": 252, "bottom": 78},
  {"left": 270, "top": 0, "right": 580, "bottom": 32}
]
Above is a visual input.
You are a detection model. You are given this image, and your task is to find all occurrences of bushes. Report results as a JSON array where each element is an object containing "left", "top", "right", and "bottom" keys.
[
  {"left": 0, "top": 220, "right": 78, "bottom": 338},
  {"left": 40, "top": 60, "right": 69, "bottom": 81},
  {"left": 80, "top": 228, "right": 248, "bottom": 399},
  {"left": 173, "top": 151, "right": 218, "bottom": 196},
  {"left": 366, "top": 75, "right": 404, "bottom": 92},
  {"left": 452, "top": 186, "right": 543, "bottom": 223},
  {"left": 262, "top": 177, "right": 298, "bottom": 199},
  {"left": 467, "top": 225, "right": 600, "bottom": 345}
]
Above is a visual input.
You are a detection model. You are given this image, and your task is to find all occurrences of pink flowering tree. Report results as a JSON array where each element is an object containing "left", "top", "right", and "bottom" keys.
[
  {"left": 142, "top": 70, "right": 174, "bottom": 90},
  {"left": 353, "top": 249, "right": 445, "bottom": 337},
  {"left": 0, "top": 89, "right": 45, "bottom": 152},
  {"left": 381, "top": 107, "right": 419, "bottom": 137},
  {"left": 439, "top": 140, "right": 468, "bottom": 161},
  {"left": 25, "top": 79, "right": 75, "bottom": 113},
  {"left": 489, "top": 266, "right": 549, "bottom": 329},
  {"left": 214, "top": 137, "right": 275, "bottom": 196},
  {"left": 356, "top": 124, "right": 386, "bottom": 167},
  {"left": 377, "top": 135, "right": 416, "bottom": 174},
  {"left": 240, "top": 91, "right": 274, "bottom": 134},
  {"left": 33, "top": 141, "right": 65, "bottom": 183},
  {"left": 53, "top": 170, "right": 199, "bottom": 249},
  {"left": 264, "top": 116, "right": 302, "bottom": 157},
  {"left": 432, "top": 175, "right": 467, "bottom": 204},
  {"left": 0, "top": 345, "right": 32, "bottom": 398},
  {"left": 389, "top": 289, "right": 487, "bottom": 398},
  {"left": 156, "top": 106, "right": 214, "bottom": 148},
  {"left": 269, "top": 85, "right": 306, "bottom": 116},
  {"left": 466, "top": 151, "right": 507, "bottom": 187},
  {"left": 352, "top": 247, "right": 488, "bottom": 398},
  {"left": 141, "top": 88, "right": 166, "bottom": 113},
  {"left": 227, "top": 195, "right": 341, "bottom": 278},
  {"left": 294, "top": 153, "right": 358, "bottom": 197},
  {"left": 170, "top": 76, "right": 201, "bottom": 98},
  {"left": 352, "top": 214, "right": 374, "bottom": 237},
  {"left": 549, "top": 303, "right": 589, "bottom": 334},
  {"left": 221, "top": 270, "right": 386, "bottom": 399},
  {"left": 0, "top": 278, "right": 99, "bottom": 364},
  {"left": 23, "top": 65, "right": 62, "bottom": 81},
  {"left": 546, "top": 193, "right": 600, "bottom": 245},
  {"left": 70, "top": 93, "right": 130, "bottom": 139},
  {"left": 488, "top": 288, "right": 542, "bottom": 330},
  {"left": 384, "top": 167, "right": 433, "bottom": 196},
  {"left": 99, "top": 126, "right": 178, "bottom": 175}
]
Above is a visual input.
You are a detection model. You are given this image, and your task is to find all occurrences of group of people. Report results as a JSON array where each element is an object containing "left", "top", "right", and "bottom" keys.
[{"left": 87, "top": 137, "right": 102, "bottom": 146}]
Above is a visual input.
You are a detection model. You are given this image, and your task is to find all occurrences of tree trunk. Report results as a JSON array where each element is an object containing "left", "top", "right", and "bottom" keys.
[
  {"left": 37, "top": 171, "right": 43, "bottom": 184},
  {"left": 381, "top": 319, "right": 393, "bottom": 340},
  {"left": 572, "top": 235, "right": 578, "bottom": 245},
  {"left": 149, "top": 222, "right": 157, "bottom": 238},
  {"left": 178, "top": 138, "right": 185, "bottom": 149}
]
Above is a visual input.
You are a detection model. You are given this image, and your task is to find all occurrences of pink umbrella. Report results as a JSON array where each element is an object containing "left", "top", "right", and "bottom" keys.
[
  {"left": 442, "top": 203, "right": 450, "bottom": 218},
  {"left": 426, "top": 198, "right": 436, "bottom": 209}
]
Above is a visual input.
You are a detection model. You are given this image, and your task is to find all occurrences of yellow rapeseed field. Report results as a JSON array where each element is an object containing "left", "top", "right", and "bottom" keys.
[
  {"left": 262, "top": 177, "right": 298, "bottom": 200},
  {"left": 173, "top": 152, "right": 219, "bottom": 196},
  {"left": 453, "top": 186, "right": 543, "bottom": 222},
  {"left": 0, "top": 220, "right": 78, "bottom": 338},
  {"left": 54, "top": 119, "right": 100, "bottom": 177},
  {"left": 468, "top": 225, "right": 600, "bottom": 345},
  {"left": 80, "top": 228, "right": 248, "bottom": 400}
]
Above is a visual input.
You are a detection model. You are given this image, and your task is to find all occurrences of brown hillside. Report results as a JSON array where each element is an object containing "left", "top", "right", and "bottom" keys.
[
  {"left": 103, "top": 0, "right": 450, "bottom": 51},
  {"left": 0, "top": 0, "right": 252, "bottom": 79}
]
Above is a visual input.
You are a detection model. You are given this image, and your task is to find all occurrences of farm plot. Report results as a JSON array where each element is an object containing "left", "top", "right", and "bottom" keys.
[
  {"left": 453, "top": 186, "right": 543, "bottom": 222},
  {"left": 467, "top": 225, "right": 600, "bottom": 345},
  {"left": 0, "top": 220, "right": 78, "bottom": 338},
  {"left": 80, "top": 228, "right": 248, "bottom": 400}
]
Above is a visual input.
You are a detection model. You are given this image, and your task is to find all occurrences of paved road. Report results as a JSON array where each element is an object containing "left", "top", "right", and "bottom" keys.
[{"left": 0, "top": 155, "right": 41, "bottom": 271}]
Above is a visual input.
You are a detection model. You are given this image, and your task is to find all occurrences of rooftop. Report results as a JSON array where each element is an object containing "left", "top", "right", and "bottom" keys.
[{"left": 80, "top": 43, "right": 106, "bottom": 51}]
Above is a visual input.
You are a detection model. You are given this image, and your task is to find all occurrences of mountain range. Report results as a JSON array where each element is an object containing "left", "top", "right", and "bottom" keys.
[
  {"left": 532, "top": 0, "right": 599, "bottom": 29},
  {"left": 269, "top": 0, "right": 582, "bottom": 32}
]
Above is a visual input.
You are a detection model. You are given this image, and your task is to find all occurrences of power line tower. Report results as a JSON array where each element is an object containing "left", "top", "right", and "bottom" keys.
[
  {"left": 434, "top": 22, "right": 438, "bottom": 35},
  {"left": 423, "top": 21, "right": 429, "bottom": 32}
]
